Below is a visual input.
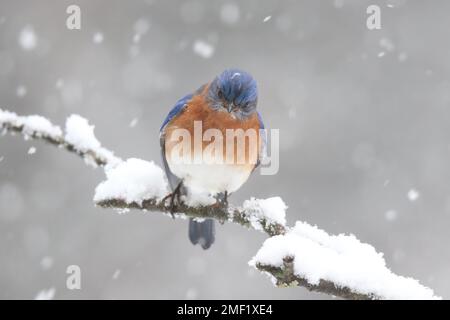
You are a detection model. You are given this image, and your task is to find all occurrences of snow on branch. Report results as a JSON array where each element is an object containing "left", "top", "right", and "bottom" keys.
[
  {"left": 0, "top": 109, "right": 121, "bottom": 167},
  {"left": 93, "top": 158, "right": 287, "bottom": 236},
  {"left": 0, "top": 109, "right": 441, "bottom": 300},
  {"left": 250, "top": 222, "right": 439, "bottom": 300}
]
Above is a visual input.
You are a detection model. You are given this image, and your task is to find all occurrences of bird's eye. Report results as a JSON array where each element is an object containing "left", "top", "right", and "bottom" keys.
[{"left": 217, "top": 89, "right": 223, "bottom": 99}]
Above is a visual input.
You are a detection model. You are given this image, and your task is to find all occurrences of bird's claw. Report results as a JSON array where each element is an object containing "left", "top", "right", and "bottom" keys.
[
  {"left": 162, "top": 182, "right": 184, "bottom": 218},
  {"left": 214, "top": 191, "right": 229, "bottom": 209}
]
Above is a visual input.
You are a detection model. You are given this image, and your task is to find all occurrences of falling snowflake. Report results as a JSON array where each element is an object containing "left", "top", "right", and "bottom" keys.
[
  {"left": 408, "top": 189, "right": 420, "bottom": 202},
  {"left": 112, "top": 269, "right": 121, "bottom": 279},
  {"left": 129, "top": 118, "right": 139, "bottom": 128},
  {"left": 263, "top": 16, "right": 272, "bottom": 22},
  {"left": 53, "top": 79, "right": 64, "bottom": 90},
  {"left": 193, "top": 40, "right": 215, "bottom": 59},
  {"left": 93, "top": 32, "right": 104, "bottom": 44},
  {"left": 385, "top": 210, "right": 398, "bottom": 222},
  {"left": 19, "top": 26, "right": 37, "bottom": 50},
  {"left": 379, "top": 38, "right": 395, "bottom": 52},
  {"left": 40, "top": 256, "right": 54, "bottom": 270},
  {"left": 16, "top": 85, "right": 27, "bottom": 97},
  {"left": 27, "top": 146, "right": 36, "bottom": 155}
]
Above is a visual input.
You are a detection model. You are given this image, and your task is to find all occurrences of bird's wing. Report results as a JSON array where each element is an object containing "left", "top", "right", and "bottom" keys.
[
  {"left": 160, "top": 84, "right": 208, "bottom": 191},
  {"left": 160, "top": 93, "right": 193, "bottom": 132},
  {"left": 160, "top": 93, "right": 193, "bottom": 191}
]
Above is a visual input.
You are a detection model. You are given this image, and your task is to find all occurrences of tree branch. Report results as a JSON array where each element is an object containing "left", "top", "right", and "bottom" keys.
[
  {"left": 0, "top": 109, "right": 440, "bottom": 300},
  {"left": 2, "top": 122, "right": 108, "bottom": 166},
  {"left": 96, "top": 198, "right": 287, "bottom": 237},
  {"left": 255, "top": 257, "right": 375, "bottom": 300},
  {"left": 0, "top": 110, "right": 120, "bottom": 167}
]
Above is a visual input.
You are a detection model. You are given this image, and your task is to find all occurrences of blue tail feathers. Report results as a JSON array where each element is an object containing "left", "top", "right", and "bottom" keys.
[{"left": 188, "top": 218, "right": 215, "bottom": 250}]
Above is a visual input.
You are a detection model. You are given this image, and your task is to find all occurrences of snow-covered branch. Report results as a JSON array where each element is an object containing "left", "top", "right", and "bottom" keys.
[
  {"left": 0, "top": 109, "right": 441, "bottom": 300},
  {"left": 0, "top": 109, "right": 121, "bottom": 167},
  {"left": 250, "top": 222, "right": 439, "bottom": 300},
  {"left": 93, "top": 158, "right": 287, "bottom": 236}
]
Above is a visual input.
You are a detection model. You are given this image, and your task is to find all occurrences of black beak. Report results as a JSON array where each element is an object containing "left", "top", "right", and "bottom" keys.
[{"left": 227, "top": 103, "right": 237, "bottom": 113}]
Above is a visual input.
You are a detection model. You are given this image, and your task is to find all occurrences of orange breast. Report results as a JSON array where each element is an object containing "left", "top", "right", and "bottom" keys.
[{"left": 164, "top": 93, "right": 261, "bottom": 169}]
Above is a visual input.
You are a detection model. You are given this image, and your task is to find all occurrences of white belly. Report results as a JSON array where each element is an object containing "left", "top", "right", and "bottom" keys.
[{"left": 167, "top": 160, "right": 252, "bottom": 195}]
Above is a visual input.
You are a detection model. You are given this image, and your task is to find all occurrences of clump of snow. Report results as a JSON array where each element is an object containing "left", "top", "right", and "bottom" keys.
[
  {"left": 183, "top": 187, "right": 216, "bottom": 207},
  {"left": 65, "top": 115, "right": 101, "bottom": 151},
  {"left": 22, "top": 115, "right": 63, "bottom": 139},
  {"left": 407, "top": 189, "right": 420, "bottom": 202},
  {"left": 250, "top": 221, "right": 440, "bottom": 300},
  {"left": 64, "top": 114, "right": 119, "bottom": 166},
  {"left": 0, "top": 109, "right": 18, "bottom": 124},
  {"left": 0, "top": 109, "right": 63, "bottom": 139},
  {"left": 19, "top": 26, "right": 37, "bottom": 51},
  {"left": 34, "top": 287, "right": 55, "bottom": 300},
  {"left": 193, "top": 40, "right": 215, "bottom": 59},
  {"left": 94, "top": 158, "right": 168, "bottom": 205},
  {"left": 243, "top": 197, "right": 287, "bottom": 229}
]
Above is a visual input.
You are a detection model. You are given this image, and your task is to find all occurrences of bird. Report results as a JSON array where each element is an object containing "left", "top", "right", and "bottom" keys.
[{"left": 160, "top": 69, "right": 265, "bottom": 250}]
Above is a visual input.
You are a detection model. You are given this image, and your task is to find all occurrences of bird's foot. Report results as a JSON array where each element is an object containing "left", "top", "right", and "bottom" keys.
[
  {"left": 161, "top": 182, "right": 183, "bottom": 218},
  {"left": 214, "top": 191, "right": 229, "bottom": 209}
]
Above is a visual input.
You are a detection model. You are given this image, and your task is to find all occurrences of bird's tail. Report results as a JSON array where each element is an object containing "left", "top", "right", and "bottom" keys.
[{"left": 188, "top": 218, "right": 215, "bottom": 250}]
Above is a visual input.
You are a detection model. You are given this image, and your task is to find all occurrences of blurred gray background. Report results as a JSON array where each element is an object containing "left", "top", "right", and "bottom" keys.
[{"left": 0, "top": 0, "right": 449, "bottom": 299}]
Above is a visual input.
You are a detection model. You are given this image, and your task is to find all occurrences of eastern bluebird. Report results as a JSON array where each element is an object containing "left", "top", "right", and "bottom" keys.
[{"left": 160, "top": 69, "right": 265, "bottom": 249}]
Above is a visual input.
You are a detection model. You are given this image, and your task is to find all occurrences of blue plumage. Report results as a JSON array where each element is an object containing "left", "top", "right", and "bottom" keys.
[
  {"left": 160, "top": 93, "right": 193, "bottom": 132},
  {"left": 207, "top": 69, "right": 258, "bottom": 118}
]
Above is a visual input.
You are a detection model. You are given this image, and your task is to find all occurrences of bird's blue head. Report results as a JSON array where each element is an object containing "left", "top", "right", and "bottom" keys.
[{"left": 207, "top": 69, "right": 258, "bottom": 119}]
